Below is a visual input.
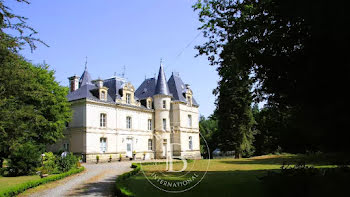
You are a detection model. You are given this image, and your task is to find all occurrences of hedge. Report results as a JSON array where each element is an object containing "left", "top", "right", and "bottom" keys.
[
  {"left": 0, "top": 167, "right": 85, "bottom": 197},
  {"left": 115, "top": 160, "right": 194, "bottom": 197}
]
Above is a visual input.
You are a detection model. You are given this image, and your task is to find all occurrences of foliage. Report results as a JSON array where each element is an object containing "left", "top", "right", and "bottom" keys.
[
  {"left": 36, "top": 152, "right": 58, "bottom": 175},
  {"left": 199, "top": 115, "right": 218, "bottom": 158},
  {"left": 193, "top": 0, "right": 350, "bottom": 154},
  {"left": 6, "top": 142, "right": 42, "bottom": 176},
  {"left": 0, "top": 48, "right": 72, "bottom": 168},
  {"left": 0, "top": 0, "right": 46, "bottom": 52},
  {"left": 57, "top": 153, "right": 78, "bottom": 173},
  {"left": 0, "top": 167, "right": 84, "bottom": 197},
  {"left": 115, "top": 163, "right": 140, "bottom": 197}
]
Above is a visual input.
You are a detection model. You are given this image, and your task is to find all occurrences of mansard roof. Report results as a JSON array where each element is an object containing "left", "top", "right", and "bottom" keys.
[
  {"left": 168, "top": 73, "right": 199, "bottom": 106},
  {"left": 67, "top": 84, "right": 114, "bottom": 103},
  {"left": 134, "top": 78, "right": 156, "bottom": 100},
  {"left": 154, "top": 63, "right": 170, "bottom": 96}
]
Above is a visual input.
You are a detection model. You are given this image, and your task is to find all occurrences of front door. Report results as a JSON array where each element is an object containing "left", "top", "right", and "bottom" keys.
[{"left": 126, "top": 138, "right": 133, "bottom": 158}]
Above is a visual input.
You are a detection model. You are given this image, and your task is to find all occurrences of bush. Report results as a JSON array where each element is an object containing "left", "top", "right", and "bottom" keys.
[
  {"left": 7, "top": 142, "right": 42, "bottom": 176},
  {"left": 0, "top": 167, "right": 84, "bottom": 197},
  {"left": 115, "top": 163, "right": 140, "bottom": 197},
  {"left": 36, "top": 152, "right": 58, "bottom": 175},
  {"left": 57, "top": 153, "right": 78, "bottom": 172}
]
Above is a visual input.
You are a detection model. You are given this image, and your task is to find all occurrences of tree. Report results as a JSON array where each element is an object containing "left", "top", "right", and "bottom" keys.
[
  {"left": 0, "top": 49, "right": 72, "bottom": 168},
  {"left": 1, "top": 0, "right": 46, "bottom": 52},
  {"left": 199, "top": 115, "right": 218, "bottom": 159},
  {"left": 194, "top": 0, "right": 350, "bottom": 153}
]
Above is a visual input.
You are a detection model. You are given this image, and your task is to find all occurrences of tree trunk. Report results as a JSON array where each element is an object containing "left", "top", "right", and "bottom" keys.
[
  {"left": 0, "top": 158, "right": 3, "bottom": 168},
  {"left": 234, "top": 152, "right": 241, "bottom": 159}
]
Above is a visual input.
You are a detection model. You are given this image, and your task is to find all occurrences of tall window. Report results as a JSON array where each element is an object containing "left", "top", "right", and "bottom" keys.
[
  {"left": 148, "top": 119, "right": 152, "bottom": 131},
  {"left": 148, "top": 139, "right": 153, "bottom": 150},
  {"left": 100, "top": 138, "right": 107, "bottom": 153},
  {"left": 147, "top": 100, "right": 152, "bottom": 109},
  {"left": 126, "top": 116, "right": 132, "bottom": 129},
  {"left": 163, "top": 100, "right": 166, "bottom": 109},
  {"left": 189, "top": 136, "right": 193, "bottom": 150},
  {"left": 126, "top": 93, "right": 131, "bottom": 104},
  {"left": 100, "top": 113, "right": 106, "bottom": 127},
  {"left": 188, "top": 115, "right": 192, "bottom": 127},
  {"left": 163, "top": 118, "right": 166, "bottom": 130}
]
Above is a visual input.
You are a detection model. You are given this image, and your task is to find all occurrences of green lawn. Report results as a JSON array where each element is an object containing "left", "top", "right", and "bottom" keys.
[
  {"left": 124, "top": 154, "right": 334, "bottom": 197},
  {"left": 0, "top": 175, "right": 40, "bottom": 193}
]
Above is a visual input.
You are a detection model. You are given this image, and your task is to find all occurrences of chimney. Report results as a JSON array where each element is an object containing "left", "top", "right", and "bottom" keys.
[
  {"left": 185, "top": 84, "right": 191, "bottom": 90},
  {"left": 94, "top": 78, "right": 104, "bottom": 88},
  {"left": 68, "top": 75, "right": 79, "bottom": 92}
]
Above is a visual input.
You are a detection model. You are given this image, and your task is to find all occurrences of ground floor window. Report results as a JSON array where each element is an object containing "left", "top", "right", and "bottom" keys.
[
  {"left": 100, "top": 137, "right": 107, "bottom": 153},
  {"left": 148, "top": 139, "right": 153, "bottom": 150},
  {"left": 63, "top": 143, "right": 69, "bottom": 151}
]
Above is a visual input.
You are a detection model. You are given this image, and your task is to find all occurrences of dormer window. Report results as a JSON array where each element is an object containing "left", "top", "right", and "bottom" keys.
[
  {"left": 101, "top": 91, "right": 106, "bottom": 101},
  {"left": 126, "top": 93, "right": 131, "bottom": 104},
  {"left": 147, "top": 100, "right": 152, "bottom": 109},
  {"left": 187, "top": 96, "right": 192, "bottom": 106}
]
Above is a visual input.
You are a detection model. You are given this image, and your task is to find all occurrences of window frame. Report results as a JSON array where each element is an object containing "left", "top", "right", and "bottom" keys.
[
  {"left": 189, "top": 136, "right": 193, "bottom": 150},
  {"left": 162, "top": 100, "right": 166, "bottom": 109},
  {"left": 148, "top": 119, "right": 152, "bottom": 131},
  {"left": 188, "top": 114, "right": 192, "bottom": 128},
  {"left": 100, "top": 137, "right": 107, "bottom": 153},
  {"left": 148, "top": 139, "right": 153, "bottom": 151},
  {"left": 100, "top": 113, "right": 107, "bottom": 128},
  {"left": 126, "top": 93, "right": 131, "bottom": 104},
  {"left": 162, "top": 118, "right": 166, "bottom": 130},
  {"left": 126, "top": 116, "right": 132, "bottom": 129}
]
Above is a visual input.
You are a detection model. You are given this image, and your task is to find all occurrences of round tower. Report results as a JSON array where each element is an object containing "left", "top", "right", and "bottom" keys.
[{"left": 153, "top": 61, "right": 172, "bottom": 158}]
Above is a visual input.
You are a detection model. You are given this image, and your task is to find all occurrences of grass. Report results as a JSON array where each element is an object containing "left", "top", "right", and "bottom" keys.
[
  {"left": 122, "top": 154, "right": 335, "bottom": 197},
  {"left": 0, "top": 175, "right": 41, "bottom": 193}
]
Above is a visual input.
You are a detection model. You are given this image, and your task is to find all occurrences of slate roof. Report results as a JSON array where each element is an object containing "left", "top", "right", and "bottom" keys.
[
  {"left": 79, "top": 67, "right": 93, "bottom": 87},
  {"left": 154, "top": 63, "right": 170, "bottom": 96},
  {"left": 167, "top": 73, "right": 199, "bottom": 106},
  {"left": 68, "top": 65, "right": 198, "bottom": 106},
  {"left": 134, "top": 78, "right": 156, "bottom": 100},
  {"left": 67, "top": 84, "right": 114, "bottom": 103}
]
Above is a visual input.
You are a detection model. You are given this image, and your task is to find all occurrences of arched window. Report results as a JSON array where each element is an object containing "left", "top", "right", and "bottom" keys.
[
  {"left": 100, "top": 113, "right": 106, "bottom": 127},
  {"left": 126, "top": 116, "right": 132, "bottom": 129},
  {"left": 189, "top": 136, "right": 193, "bottom": 150}
]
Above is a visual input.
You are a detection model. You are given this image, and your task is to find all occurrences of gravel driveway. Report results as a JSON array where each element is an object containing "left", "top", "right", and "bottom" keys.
[{"left": 29, "top": 161, "right": 133, "bottom": 197}]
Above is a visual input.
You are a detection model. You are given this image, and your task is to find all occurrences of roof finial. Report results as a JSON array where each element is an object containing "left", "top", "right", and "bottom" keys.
[
  {"left": 160, "top": 58, "right": 163, "bottom": 67},
  {"left": 84, "top": 56, "right": 88, "bottom": 70}
]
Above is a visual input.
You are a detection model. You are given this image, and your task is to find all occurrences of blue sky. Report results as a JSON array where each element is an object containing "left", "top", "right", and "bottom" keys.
[{"left": 8, "top": 0, "right": 219, "bottom": 117}]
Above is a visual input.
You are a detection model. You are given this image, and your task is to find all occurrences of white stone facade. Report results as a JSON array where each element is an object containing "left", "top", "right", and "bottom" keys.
[{"left": 49, "top": 64, "right": 201, "bottom": 162}]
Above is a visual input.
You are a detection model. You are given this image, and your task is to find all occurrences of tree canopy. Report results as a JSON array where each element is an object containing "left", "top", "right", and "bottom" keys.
[{"left": 194, "top": 0, "right": 349, "bottom": 153}]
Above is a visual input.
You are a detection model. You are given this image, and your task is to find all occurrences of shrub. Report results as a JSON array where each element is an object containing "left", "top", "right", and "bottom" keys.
[
  {"left": 37, "top": 152, "right": 58, "bottom": 175},
  {"left": 7, "top": 142, "right": 42, "bottom": 176},
  {"left": 57, "top": 153, "right": 78, "bottom": 172},
  {"left": 0, "top": 167, "right": 84, "bottom": 197}
]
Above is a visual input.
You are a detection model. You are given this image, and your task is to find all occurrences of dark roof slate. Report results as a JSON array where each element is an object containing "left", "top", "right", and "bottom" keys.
[
  {"left": 167, "top": 73, "right": 199, "bottom": 106},
  {"left": 154, "top": 64, "right": 170, "bottom": 96},
  {"left": 135, "top": 78, "right": 156, "bottom": 100},
  {"left": 79, "top": 67, "right": 93, "bottom": 87}
]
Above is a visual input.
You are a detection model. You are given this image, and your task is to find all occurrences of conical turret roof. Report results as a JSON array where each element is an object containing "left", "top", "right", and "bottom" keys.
[
  {"left": 154, "top": 61, "right": 170, "bottom": 96},
  {"left": 79, "top": 66, "right": 92, "bottom": 87}
]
